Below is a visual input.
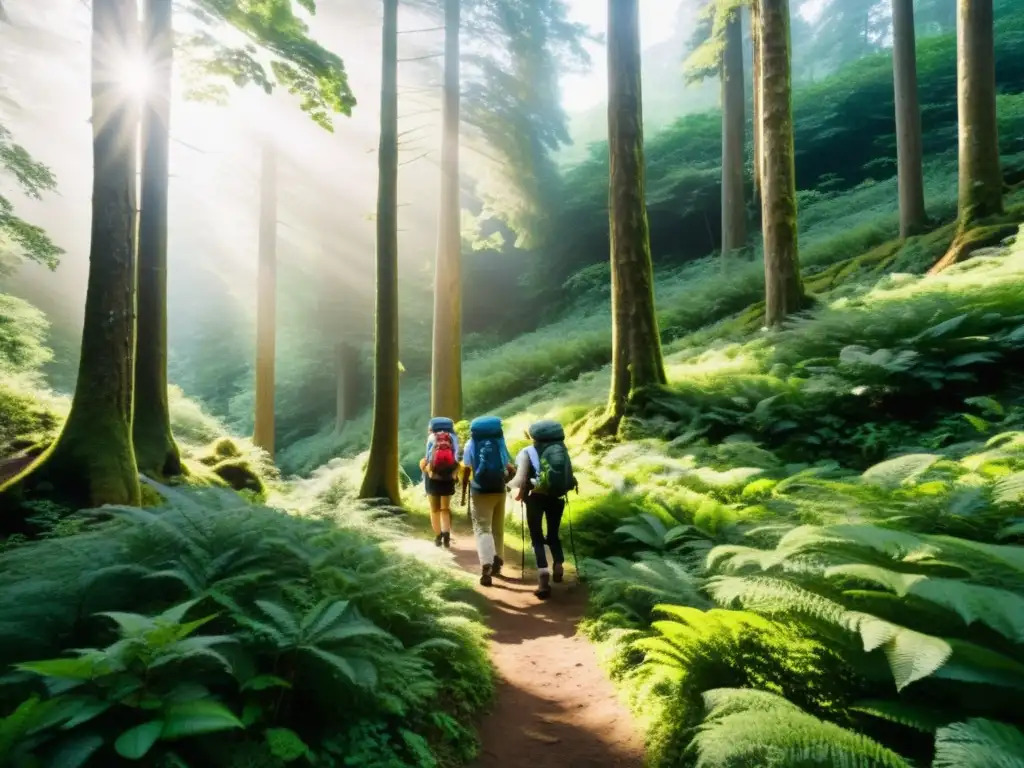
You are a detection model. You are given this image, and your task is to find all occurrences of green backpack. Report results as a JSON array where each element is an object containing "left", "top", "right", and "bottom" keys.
[{"left": 529, "top": 420, "right": 576, "bottom": 497}]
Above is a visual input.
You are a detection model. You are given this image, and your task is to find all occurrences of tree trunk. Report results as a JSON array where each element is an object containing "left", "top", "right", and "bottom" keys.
[
  {"left": 751, "top": 1, "right": 763, "bottom": 205},
  {"left": 0, "top": 0, "right": 141, "bottom": 527},
  {"left": 956, "top": 0, "right": 1002, "bottom": 228},
  {"left": 335, "top": 340, "right": 360, "bottom": 431},
  {"left": 598, "top": 0, "right": 667, "bottom": 434},
  {"left": 430, "top": 0, "right": 462, "bottom": 421},
  {"left": 721, "top": 7, "right": 747, "bottom": 258},
  {"left": 359, "top": 0, "right": 401, "bottom": 503},
  {"left": 892, "top": 0, "right": 927, "bottom": 239},
  {"left": 759, "top": 0, "right": 804, "bottom": 328},
  {"left": 252, "top": 140, "right": 277, "bottom": 458},
  {"left": 133, "top": 0, "right": 181, "bottom": 478}
]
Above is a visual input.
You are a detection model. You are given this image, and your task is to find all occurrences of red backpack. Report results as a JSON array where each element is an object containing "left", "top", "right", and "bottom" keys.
[{"left": 429, "top": 431, "right": 457, "bottom": 475}]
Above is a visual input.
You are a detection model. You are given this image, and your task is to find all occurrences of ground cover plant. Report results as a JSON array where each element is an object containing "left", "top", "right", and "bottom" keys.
[
  {"left": 570, "top": 235, "right": 1024, "bottom": 766},
  {"left": 0, "top": 485, "right": 491, "bottom": 767}
]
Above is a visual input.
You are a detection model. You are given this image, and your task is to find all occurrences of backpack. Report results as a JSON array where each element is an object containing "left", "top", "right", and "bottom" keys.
[
  {"left": 470, "top": 416, "right": 507, "bottom": 493},
  {"left": 529, "top": 419, "right": 576, "bottom": 497},
  {"left": 426, "top": 417, "right": 457, "bottom": 476},
  {"left": 429, "top": 431, "right": 457, "bottom": 475}
]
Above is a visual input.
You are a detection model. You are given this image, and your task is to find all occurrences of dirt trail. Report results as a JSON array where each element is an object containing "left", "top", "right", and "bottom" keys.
[{"left": 448, "top": 531, "right": 645, "bottom": 768}]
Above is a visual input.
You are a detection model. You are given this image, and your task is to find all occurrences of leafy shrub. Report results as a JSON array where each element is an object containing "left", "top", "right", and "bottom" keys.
[
  {"left": 0, "top": 487, "right": 492, "bottom": 766},
  {"left": 583, "top": 421, "right": 1024, "bottom": 766}
]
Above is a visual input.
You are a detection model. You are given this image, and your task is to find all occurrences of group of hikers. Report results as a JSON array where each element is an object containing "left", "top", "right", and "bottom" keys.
[{"left": 418, "top": 415, "right": 577, "bottom": 600}]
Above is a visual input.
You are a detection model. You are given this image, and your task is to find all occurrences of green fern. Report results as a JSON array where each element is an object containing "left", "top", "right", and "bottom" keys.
[
  {"left": 690, "top": 688, "right": 913, "bottom": 767},
  {"left": 933, "top": 718, "right": 1024, "bottom": 768},
  {"left": 824, "top": 563, "right": 1024, "bottom": 642}
]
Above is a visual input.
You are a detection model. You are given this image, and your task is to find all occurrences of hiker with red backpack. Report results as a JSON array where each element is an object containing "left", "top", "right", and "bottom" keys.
[{"left": 420, "top": 417, "right": 460, "bottom": 548}]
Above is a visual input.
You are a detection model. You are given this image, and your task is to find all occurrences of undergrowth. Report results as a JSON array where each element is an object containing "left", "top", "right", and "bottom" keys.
[
  {"left": 573, "top": 233, "right": 1024, "bottom": 765},
  {"left": 0, "top": 485, "right": 491, "bottom": 767}
]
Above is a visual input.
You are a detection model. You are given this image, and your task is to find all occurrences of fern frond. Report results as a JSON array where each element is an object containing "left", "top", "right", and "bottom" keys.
[
  {"left": 707, "top": 575, "right": 954, "bottom": 689},
  {"left": 993, "top": 471, "right": 1024, "bottom": 506},
  {"left": 691, "top": 688, "right": 913, "bottom": 767},
  {"left": 826, "top": 564, "right": 1024, "bottom": 641},
  {"left": 861, "top": 454, "right": 941, "bottom": 489},
  {"left": 933, "top": 718, "right": 1024, "bottom": 768},
  {"left": 706, "top": 575, "right": 848, "bottom": 625}
]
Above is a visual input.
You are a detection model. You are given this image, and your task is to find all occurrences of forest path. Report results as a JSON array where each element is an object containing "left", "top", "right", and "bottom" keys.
[{"left": 447, "top": 529, "right": 645, "bottom": 768}]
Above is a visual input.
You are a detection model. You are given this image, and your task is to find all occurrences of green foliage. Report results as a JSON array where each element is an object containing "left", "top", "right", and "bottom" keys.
[
  {"left": 933, "top": 718, "right": 1024, "bottom": 768},
  {"left": 540, "top": 12, "right": 1024, "bottom": 297},
  {"left": 0, "top": 124, "right": 63, "bottom": 271},
  {"left": 182, "top": 0, "right": 355, "bottom": 130},
  {"left": 0, "top": 487, "right": 492, "bottom": 766},
  {"left": 691, "top": 687, "right": 912, "bottom": 767},
  {"left": 569, "top": 230, "right": 1024, "bottom": 765}
]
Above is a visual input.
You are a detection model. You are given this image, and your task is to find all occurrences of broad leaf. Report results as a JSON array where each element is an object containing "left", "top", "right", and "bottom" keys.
[{"left": 115, "top": 720, "right": 164, "bottom": 759}]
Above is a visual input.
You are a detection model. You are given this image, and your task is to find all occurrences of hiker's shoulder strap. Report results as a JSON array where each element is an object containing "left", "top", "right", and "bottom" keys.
[{"left": 525, "top": 445, "right": 540, "bottom": 474}]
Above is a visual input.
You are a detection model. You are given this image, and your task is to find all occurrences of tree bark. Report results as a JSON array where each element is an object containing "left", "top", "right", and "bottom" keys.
[
  {"left": 252, "top": 140, "right": 277, "bottom": 458},
  {"left": 430, "top": 0, "right": 462, "bottom": 421},
  {"left": 751, "top": 1, "right": 763, "bottom": 205},
  {"left": 721, "top": 7, "right": 747, "bottom": 258},
  {"left": 359, "top": 0, "right": 401, "bottom": 503},
  {"left": 891, "top": 0, "right": 927, "bottom": 239},
  {"left": 759, "top": 0, "right": 804, "bottom": 328},
  {"left": 956, "top": 0, "right": 1002, "bottom": 229},
  {"left": 598, "top": 0, "right": 667, "bottom": 434},
  {"left": 134, "top": 0, "right": 181, "bottom": 478},
  {"left": 0, "top": 0, "right": 141, "bottom": 526}
]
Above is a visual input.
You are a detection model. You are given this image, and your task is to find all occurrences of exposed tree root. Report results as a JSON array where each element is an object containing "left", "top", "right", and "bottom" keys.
[{"left": 928, "top": 221, "right": 1019, "bottom": 275}]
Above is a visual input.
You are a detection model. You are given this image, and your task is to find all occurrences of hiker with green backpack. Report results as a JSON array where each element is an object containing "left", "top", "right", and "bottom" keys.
[{"left": 509, "top": 419, "right": 578, "bottom": 600}]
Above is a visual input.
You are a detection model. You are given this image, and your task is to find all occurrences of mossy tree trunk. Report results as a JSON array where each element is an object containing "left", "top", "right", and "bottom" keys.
[
  {"left": 430, "top": 0, "right": 462, "bottom": 421},
  {"left": 721, "top": 6, "right": 747, "bottom": 258},
  {"left": 359, "top": 0, "right": 401, "bottom": 503},
  {"left": 133, "top": 0, "right": 182, "bottom": 478},
  {"left": 892, "top": 0, "right": 928, "bottom": 239},
  {"left": 0, "top": 0, "right": 141, "bottom": 528},
  {"left": 751, "top": 0, "right": 763, "bottom": 206},
  {"left": 252, "top": 139, "right": 277, "bottom": 459},
  {"left": 759, "top": 0, "right": 804, "bottom": 328},
  {"left": 956, "top": 0, "right": 1002, "bottom": 229},
  {"left": 597, "top": 0, "right": 667, "bottom": 436}
]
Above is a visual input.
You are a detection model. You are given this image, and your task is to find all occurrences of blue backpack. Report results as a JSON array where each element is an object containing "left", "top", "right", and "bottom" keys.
[{"left": 470, "top": 416, "right": 507, "bottom": 493}]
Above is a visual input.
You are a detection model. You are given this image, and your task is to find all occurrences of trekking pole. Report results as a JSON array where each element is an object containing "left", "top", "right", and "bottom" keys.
[
  {"left": 566, "top": 498, "right": 582, "bottom": 581},
  {"left": 520, "top": 501, "right": 526, "bottom": 581}
]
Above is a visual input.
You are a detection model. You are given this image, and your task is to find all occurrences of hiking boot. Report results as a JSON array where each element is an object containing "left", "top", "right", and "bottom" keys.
[
  {"left": 480, "top": 563, "right": 493, "bottom": 587},
  {"left": 534, "top": 571, "right": 552, "bottom": 600},
  {"left": 442, "top": 532, "right": 451, "bottom": 549},
  {"left": 434, "top": 534, "right": 443, "bottom": 547},
  {"left": 552, "top": 562, "right": 564, "bottom": 583},
  {"left": 492, "top": 555, "right": 504, "bottom": 577}
]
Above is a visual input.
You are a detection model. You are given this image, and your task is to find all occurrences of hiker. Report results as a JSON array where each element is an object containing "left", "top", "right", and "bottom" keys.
[
  {"left": 420, "top": 417, "right": 459, "bottom": 548},
  {"left": 460, "top": 415, "right": 515, "bottom": 586},
  {"left": 509, "top": 419, "right": 577, "bottom": 600}
]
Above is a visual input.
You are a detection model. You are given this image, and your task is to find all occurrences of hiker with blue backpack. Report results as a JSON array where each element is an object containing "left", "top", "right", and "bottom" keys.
[
  {"left": 509, "top": 419, "right": 578, "bottom": 599},
  {"left": 420, "top": 417, "right": 460, "bottom": 548},
  {"left": 460, "top": 415, "right": 515, "bottom": 586}
]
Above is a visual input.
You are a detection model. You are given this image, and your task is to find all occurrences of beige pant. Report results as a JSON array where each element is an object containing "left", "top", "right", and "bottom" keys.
[
  {"left": 470, "top": 492, "right": 506, "bottom": 566},
  {"left": 428, "top": 494, "right": 452, "bottom": 535}
]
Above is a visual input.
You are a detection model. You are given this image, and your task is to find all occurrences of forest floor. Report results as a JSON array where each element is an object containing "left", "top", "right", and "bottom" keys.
[{"left": 447, "top": 526, "right": 645, "bottom": 768}]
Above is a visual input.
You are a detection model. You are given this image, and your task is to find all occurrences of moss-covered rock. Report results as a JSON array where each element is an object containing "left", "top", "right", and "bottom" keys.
[
  {"left": 212, "top": 458, "right": 265, "bottom": 496},
  {"left": 197, "top": 437, "right": 243, "bottom": 467}
]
